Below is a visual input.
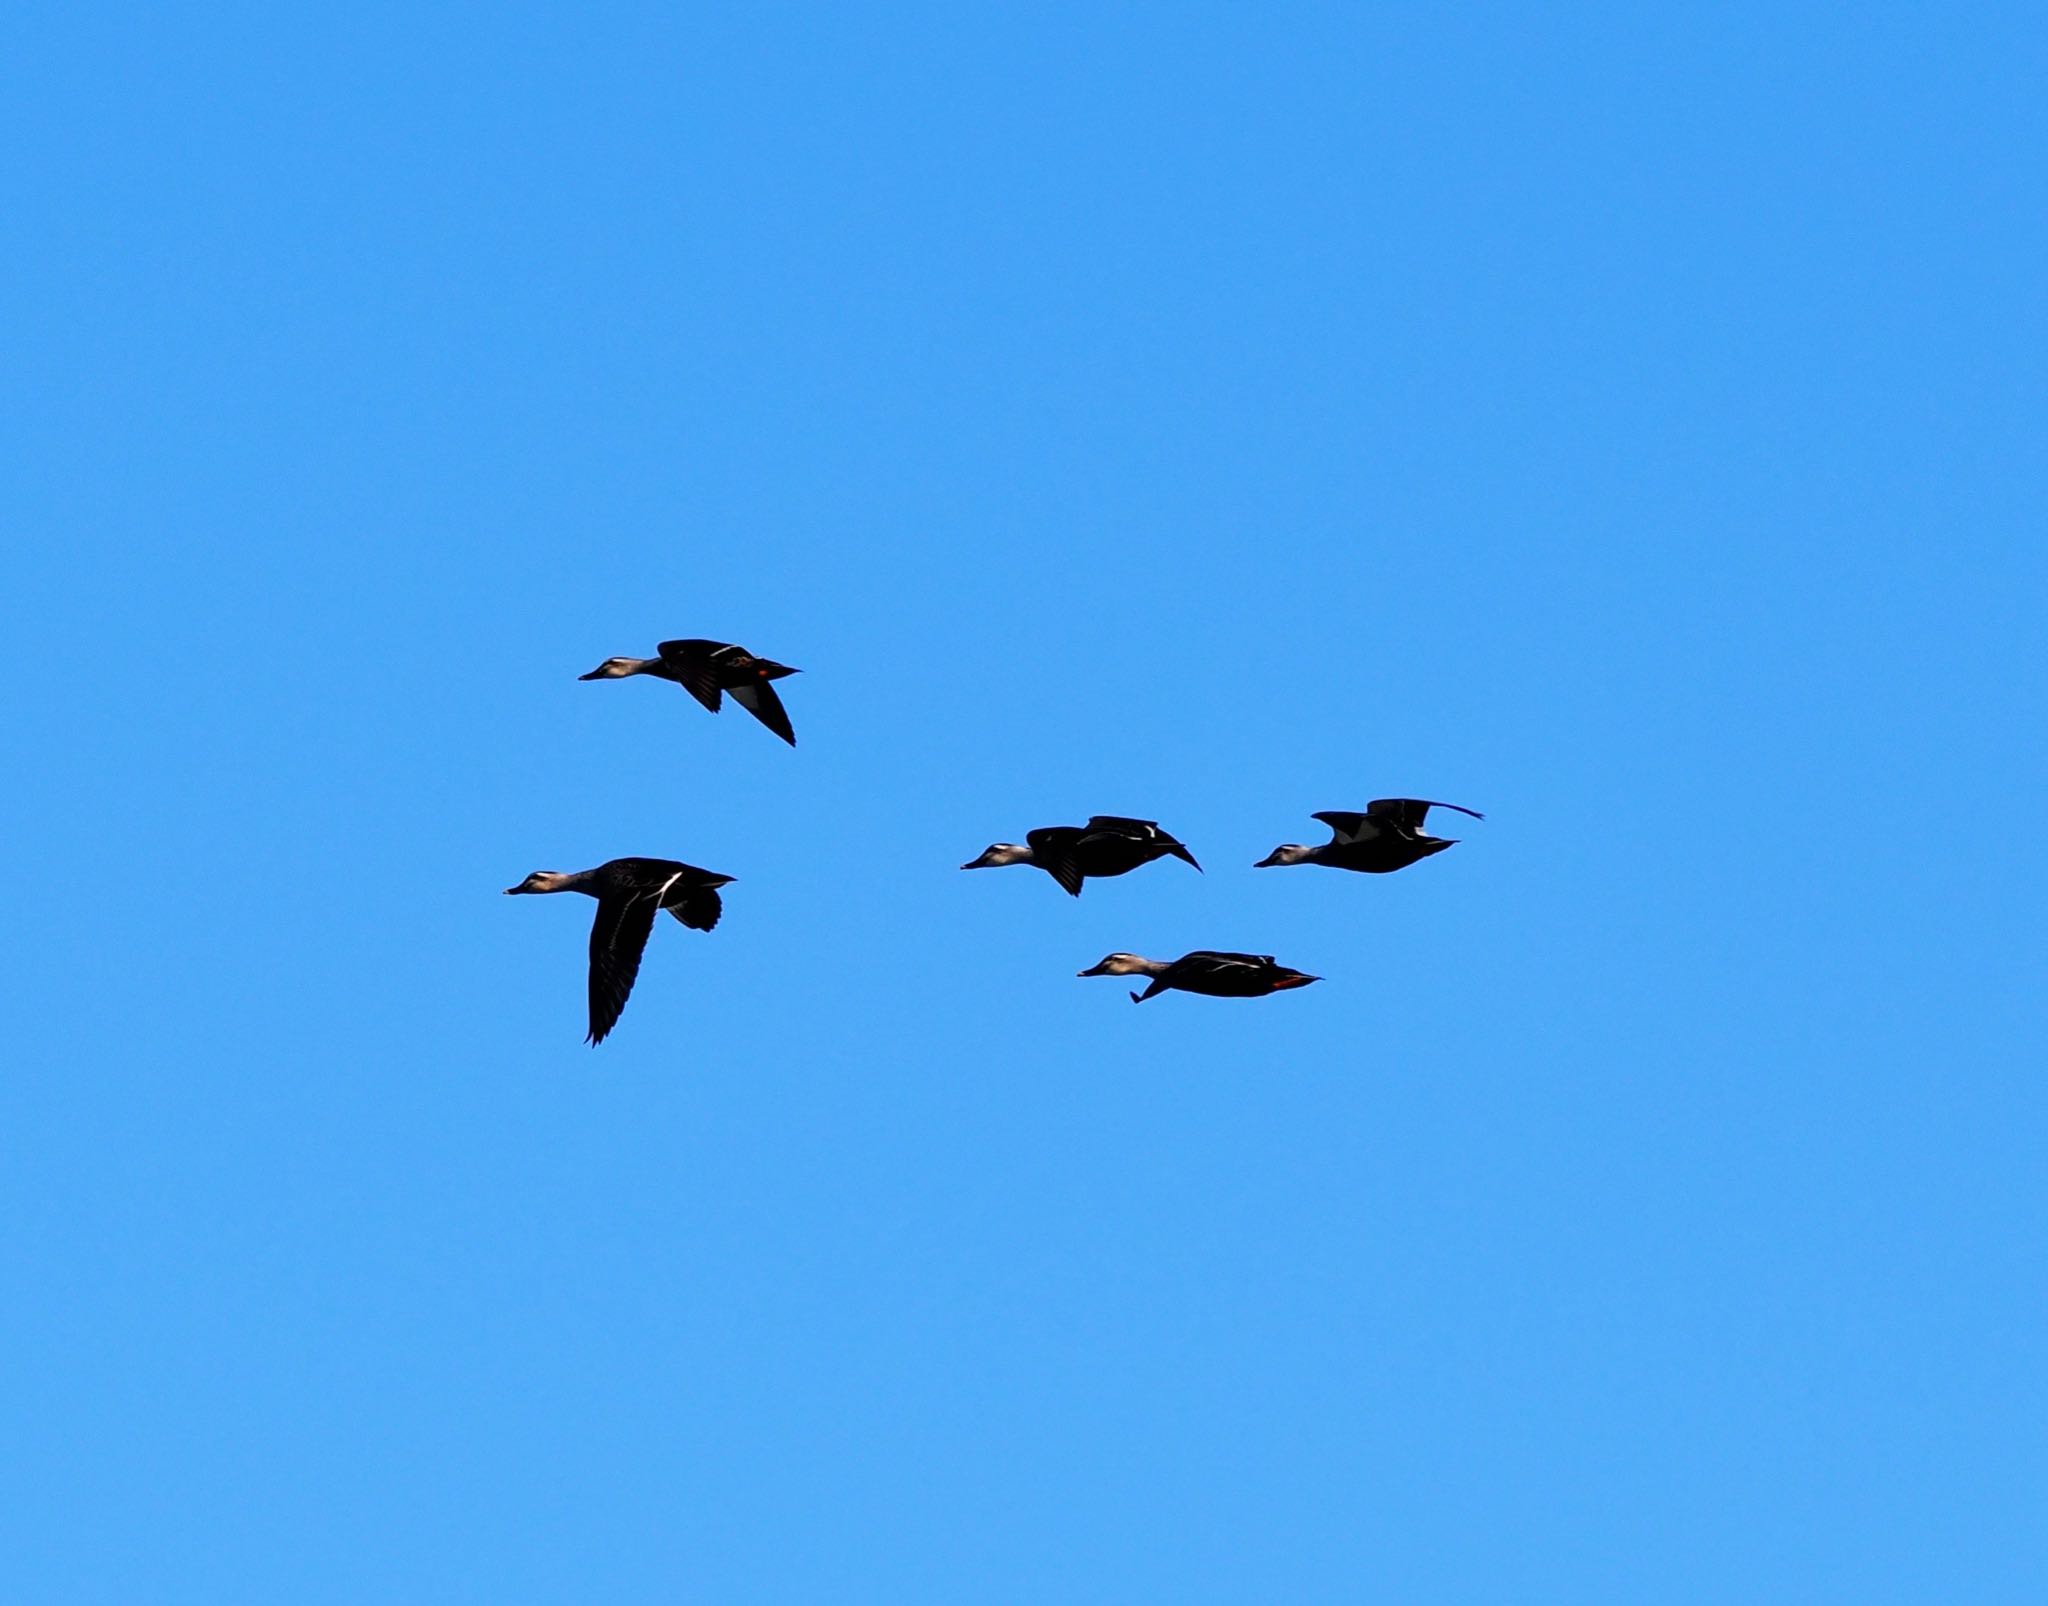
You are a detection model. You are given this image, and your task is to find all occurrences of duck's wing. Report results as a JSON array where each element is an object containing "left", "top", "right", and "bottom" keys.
[
  {"left": 585, "top": 885, "right": 670, "bottom": 1045},
  {"left": 1181, "top": 950, "right": 1273, "bottom": 971},
  {"left": 728, "top": 678, "right": 796, "bottom": 745},
  {"left": 1025, "top": 826, "right": 1087, "bottom": 896},
  {"left": 599, "top": 857, "right": 692, "bottom": 888},
  {"left": 666, "top": 887, "right": 723, "bottom": 932},
  {"left": 1083, "top": 815, "right": 1200, "bottom": 869},
  {"left": 1140, "top": 950, "right": 1264, "bottom": 998},
  {"left": 655, "top": 641, "right": 726, "bottom": 713},
  {"left": 1367, "top": 797, "right": 1485, "bottom": 830},
  {"left": 1312, "top": 810, "right": 1385, "bottom": 845},
  {"left": 1085, "top": 814, "right": 1162, "bottom": 836}
]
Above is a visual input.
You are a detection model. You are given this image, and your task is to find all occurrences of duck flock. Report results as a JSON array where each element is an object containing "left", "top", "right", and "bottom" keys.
[{"left": 507, "top": 636, "right": 1483, "bottom": 1044}]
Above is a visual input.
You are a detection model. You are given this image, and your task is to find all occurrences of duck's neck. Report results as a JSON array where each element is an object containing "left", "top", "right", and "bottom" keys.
[
  {"left": 1129, "top": 956, "right": 1170, "bottom": 977},
  {"left": 613, "top": 657, "right": 662, "bottom": 677},
  {"left": 544, "top": 868, "right": 602, "bottom": 895}
]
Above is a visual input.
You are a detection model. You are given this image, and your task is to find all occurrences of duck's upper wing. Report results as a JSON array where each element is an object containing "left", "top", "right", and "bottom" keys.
[
  {"left": 1084, "top": 814, "right": 1163, "bottom": 837},
  {"left": 729, "top": 678, "right": 796, "bottom": 745},
  {"left": 1082, "top": 815, "right": 1200, "bottom": 868},
  {"left": 585, "top": 886, "right": 669, "bottom": 1045},
  {"left": 1366, "top": 798, "right": 1485, "bottom": 830},
  {"left": 1169, "top": 950, "right": 1273, "bottom": 982},
  {"left": 599, "top": 857, "right": 692, "bottom": 889},
  {"left": 655, "top": 641, "right": 727, "bottom": 712},
  {"left": 1312, "top": 810, "right": 1386, "bottom": 844}
]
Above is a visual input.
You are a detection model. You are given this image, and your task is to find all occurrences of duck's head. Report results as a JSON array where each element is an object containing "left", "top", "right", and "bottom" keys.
[
  {"left": 1078, "top": 953, "right": 1150, "bottom": 978},
  {"left": 961, "top": 843, "right": 1032, "bottom": 870},
  {"left": 504, "top": 871, "right": 572, "bottom": 894},
  {"left": 752, "top": 658, "right": 801, "bottom": 681},
  {"left": 1268, "top": 968, "right": 1323, "bottom": 991},
  {"left": 1254, "top": 844, "right": 1315, "bottom": 867},
  {"left": 578, "top": 657, "right": 642, "bottom": 680}
]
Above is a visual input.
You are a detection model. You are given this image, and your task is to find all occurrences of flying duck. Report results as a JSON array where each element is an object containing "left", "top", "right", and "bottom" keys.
[
  {"left": 1078, "top": 950, "right": 1321, "bottom": 1004},
  {"left": 580, "top": 639, "right": 802, "bottom": 745},
  {"left": 504, "top": 856, "right": 734, "bottom": 1044},
  {"left": 962, "top": 815, "right": 1201, "bottom": 897},
  {"left": 1255, "top": 798, "right": 1484, "bottom": 874}
]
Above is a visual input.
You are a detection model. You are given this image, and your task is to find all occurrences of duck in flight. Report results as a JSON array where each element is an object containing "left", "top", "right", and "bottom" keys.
[
  {"left": 504, "top": 856, "right": 734, "bottom": 1044},
  {"left": 580, "top": 639, "right": 802, "bottom": 745},
  {"left": 1255, "top": 798, "right": 1484, "bottom": 875},
  {"left": 962, "top": 816, "right": 1201, "bottom": 897},
  {"left": 1078, "top": 950, "right": 1321, "bottom": 1004}
]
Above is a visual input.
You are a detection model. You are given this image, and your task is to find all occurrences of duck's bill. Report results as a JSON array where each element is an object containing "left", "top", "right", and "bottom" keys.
[
  {"left": 576, "top": 666, "right": 608, "bottom": 680},
  {"left": 1252, "top": 851, "right": 1283, "bottom": 867},
  {"left": 1272, "top": 973, "right": 1321, "bottom": 990}
]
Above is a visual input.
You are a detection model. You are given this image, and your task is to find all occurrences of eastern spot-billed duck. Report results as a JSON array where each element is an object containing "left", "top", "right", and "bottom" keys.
[
  {"left": 504, "top": 856, "right": 734, "bottom": 1044},
  {"left": 961, "top": 816, "right": 1200, "bottom": 897},
  {"left": 580, "top": 639, "right": 801, "bottom": 745},
  {"left": 1255, "top": 798, "right": 1484, "bottom": 875},
  {"left": 1077, "top": 950, "right": 1321, "bottom": 1004}
]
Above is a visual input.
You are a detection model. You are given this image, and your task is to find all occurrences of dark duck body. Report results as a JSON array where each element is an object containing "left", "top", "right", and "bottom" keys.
[
  {"left": 580, "top": 638, "right": 802, "bottom": 745},
  {"left": 1078, "top": 950, "right": 1321, "bottom": 1004},
  {"left": 1256, "top": 798, "right": 1484, "bottom": 874},
  {"left": 504, "top": 856, "right": 734, "bottom": 1044},
  {"left": 962, "top": 815, "right": 1201, "bottom": 897}
]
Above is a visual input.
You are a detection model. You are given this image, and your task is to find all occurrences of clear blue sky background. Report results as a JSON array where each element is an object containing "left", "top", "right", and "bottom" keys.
[{"left": 4, "top": 3, "right": 2043, "bottom": 1600}]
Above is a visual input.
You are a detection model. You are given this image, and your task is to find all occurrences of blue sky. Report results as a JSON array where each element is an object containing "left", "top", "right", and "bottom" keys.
[{"left": 4, "top": 2, "right": 2044, "bottom": 1599}]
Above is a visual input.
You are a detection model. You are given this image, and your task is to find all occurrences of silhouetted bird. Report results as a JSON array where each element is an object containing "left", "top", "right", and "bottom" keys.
[
  {"left": 580, "top": 639, "right": 801, "bottom": 745},
  {"left": 504, "top": 857, "right": 733, "bottom": 1044},
  {"left": 962, "top": 816, "right": 1201, "bottom": 897},
  {"left": 1077, "top": 950, "right": 1321, "bottom": 1004},
  {"left": 1255, "top": 798, "right": 1483, "bottom": 874}
]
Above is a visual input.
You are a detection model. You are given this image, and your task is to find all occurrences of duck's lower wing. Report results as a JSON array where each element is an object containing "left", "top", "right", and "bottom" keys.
[
  {"left": 729, "top": 679, "right": 795, "bottom": 745},
  {"left": 1024, "top": 827, "right": 1087, "bottom": 896},
  {"left": 586, "top": 892, "right": 663, "bottom": 1045},
  {"left": 666, "top": 887, "right": 723, "bottom": 932},
  {"left": 655, "top": 642, "right": 725, "bottom": 713},
  {"left": 676, "top": 676, "right": 723, "bottom": 714}
]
